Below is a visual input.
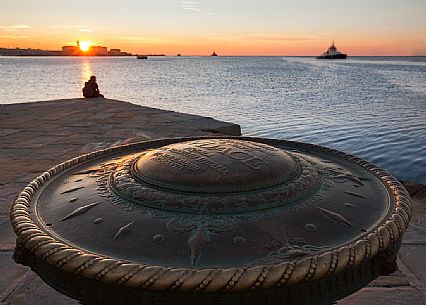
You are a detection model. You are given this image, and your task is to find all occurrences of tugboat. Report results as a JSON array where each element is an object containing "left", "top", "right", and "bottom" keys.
[
  {"left": 317, "top": 42, "right": 347, "bottom": 59},
  {"left": 211, "top": 51, "right": 218, "bottom": 56}
]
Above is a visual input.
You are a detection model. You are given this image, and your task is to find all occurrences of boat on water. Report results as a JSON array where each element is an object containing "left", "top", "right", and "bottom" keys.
[
  {"left": 136, "top": 55, "right": 148, "bottom": 59},
  {"left": 211, "top": 51, "right": 218, "bottom": 56},
  {"left": 317, "top": 42, "right": 347, "bottom": 59}
]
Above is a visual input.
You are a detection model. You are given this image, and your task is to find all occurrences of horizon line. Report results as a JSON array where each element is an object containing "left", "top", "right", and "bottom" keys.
[{"left": 1, "top": 54, "right": 426, "bottom": 57}]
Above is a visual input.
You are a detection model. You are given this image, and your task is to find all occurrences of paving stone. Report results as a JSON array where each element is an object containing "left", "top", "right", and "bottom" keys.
[
  {"left": 0, "top": 132, "right": 44, "bottom": 144},
  {"left": 64, "top": 121, "right": 98, "bottom": 128},
  {"left": 33, "top": 126, "right": 83, "bottom": 136},
  {"left": 51, "top": 134, "right": 111, "bottom": 145},
  {"left": 123, "top": 107, "right": 172, "bottom": 115},
  {"left": 0, "top": 193, "right": 18, "bottom": 218},
  {"left": 403, "top": 181, "right": 426, "bottom": 200},
  {"left": 177, "top": 117, "right": 241, "bottom": 135},
  {"left": 15, "top": 135, "right": 63, "bottom": 146},
  {"left": 118, "top": 117, "right": 152, "bottom": 128},
  {"left": 0, "top": 148, "right": 34, "bottom": 159},
  {"left": 0, "top": 160, "right": 34, "bottom": 185},
  {"left": 0, "top": 129, "right": 20, "bottom": 137},
  {"left": 0, "top": 251, "right": 28, "bottom": 295},
  {"left": 0, "top": 271, "right": 80, "bottom": 305},
  {"left": 108, "top": 111, "right": 136, "bottom": 118},
  {"left": 411, "top": 198, "right": 426, "bottom": 228},
  {"left": 0, "top": 183, "right": 25, "bottom": 198},
  {"left": 336, "top": 287, "right": 424, "bottom": 305},
  {"left": 118, "top": 135, "right": 150, "bottom": 145},
  {"left": 403, "top": 224, "right": 426, "bottom": 244},
  {"left": 399, "top": 244, "right": 426, "bottom": 284},
  {"left": 150, "top": 111, "right": 208, "bottom": 122},
  {"left": 0, "top": 218, "right": 17, "bottom": 251},
  {"left": 57, "top": 112, "right": 93, "bottom": 123},
  {"left": 86, "top": 112, "right": 114, "bottom": 120},
  {"left": 368, "top": 275, "right": 410, "bottom": 287}
]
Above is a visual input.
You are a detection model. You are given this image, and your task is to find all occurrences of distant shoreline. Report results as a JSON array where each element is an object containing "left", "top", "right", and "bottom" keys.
[
  {"left": 0, "top": 54, "right": 425, "bottom": 58},
  {"left": 0, "top": 53, "right": 426, "bottom": 59}
]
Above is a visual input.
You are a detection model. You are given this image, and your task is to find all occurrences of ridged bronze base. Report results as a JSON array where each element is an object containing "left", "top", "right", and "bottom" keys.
[{"left": 16, "top": 239, "right": 401, "bottom": 305}]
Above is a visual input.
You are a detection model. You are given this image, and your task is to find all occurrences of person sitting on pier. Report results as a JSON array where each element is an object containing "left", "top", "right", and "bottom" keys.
[{"left": 82, "top": 75, "right": 104, "bottom": 98}]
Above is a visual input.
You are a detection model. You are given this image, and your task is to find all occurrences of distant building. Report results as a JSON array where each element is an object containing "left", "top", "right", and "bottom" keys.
[
  {"left": 90, "top": 46, "right": 108, "bottom": 56},
  {"left": 62, "top": 40, "right": 81, "bottom": 55},
  {"left": 0, "top": 47, "right": 62, "bottom": 56},
  {"left": 0, "top": 40, "right": 132, "bottom": 57},
  {"left": 108, "top": 48, "right": 132, "bottom": 56},
  {"left": 61, "top": 41, "right": 120, "bottom": 56},
  {"left": 109, "top": 48, "right": 121, "bottom": 55},
  {"left": 62, "top": 46, "right": 79, "bottom": 56}
]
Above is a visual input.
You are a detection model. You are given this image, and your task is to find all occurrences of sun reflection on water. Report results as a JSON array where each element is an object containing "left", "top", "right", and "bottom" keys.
[{"left": 81, "top": 60, "right": 93, "bottom": 87}]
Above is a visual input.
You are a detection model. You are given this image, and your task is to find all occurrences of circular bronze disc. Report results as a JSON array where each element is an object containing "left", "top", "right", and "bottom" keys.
[{"left": 10, "top": 136, "right": 412, "bottom": 305}]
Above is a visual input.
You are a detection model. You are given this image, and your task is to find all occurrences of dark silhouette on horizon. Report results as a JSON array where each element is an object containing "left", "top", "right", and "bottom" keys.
[
  {"left": 0, "top": 40, "right": 132, "bottom": 56},
  {"left": 317, "top": 41, "right": 347, "bottom": 59}
]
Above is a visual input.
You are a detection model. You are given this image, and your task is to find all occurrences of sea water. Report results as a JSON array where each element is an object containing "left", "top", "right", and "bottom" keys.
[{"left": 1, "top": 56, "right": 425, "bottom": 183}]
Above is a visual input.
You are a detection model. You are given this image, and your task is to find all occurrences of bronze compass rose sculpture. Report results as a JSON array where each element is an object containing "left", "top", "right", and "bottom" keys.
[{"left": 11, "top": 137, "right": 411, "bottom": 305}]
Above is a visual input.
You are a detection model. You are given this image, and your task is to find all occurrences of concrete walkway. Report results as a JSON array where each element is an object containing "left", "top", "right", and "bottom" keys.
[{"left": 1, "top": 98, "right": 425, "bottom": 305}]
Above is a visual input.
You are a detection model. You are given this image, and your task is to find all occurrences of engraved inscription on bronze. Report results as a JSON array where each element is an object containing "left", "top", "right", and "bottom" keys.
[
  {"left": 134, "top": 139, "right": 299, "bottom": 193},
  {"left": 109, "top": 151, "right": 321, "bottom": 214}
]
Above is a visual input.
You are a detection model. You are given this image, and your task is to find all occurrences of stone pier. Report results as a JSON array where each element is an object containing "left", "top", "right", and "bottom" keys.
[{"left": 1, "top": 98, "right": 425, "bottom": 305}]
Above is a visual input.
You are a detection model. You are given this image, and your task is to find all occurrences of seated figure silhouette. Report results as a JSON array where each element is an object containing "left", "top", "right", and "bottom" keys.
[{"left": 83, "top": 76, "right": 104, "bottom": 98}]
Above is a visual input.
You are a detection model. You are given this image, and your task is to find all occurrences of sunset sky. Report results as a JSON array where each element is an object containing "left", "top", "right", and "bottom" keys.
[{"left": 1, "top": 0, "right": 425, "bottom": 56}]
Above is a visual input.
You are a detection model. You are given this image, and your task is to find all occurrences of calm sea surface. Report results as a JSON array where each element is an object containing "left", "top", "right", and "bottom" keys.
[{"left": 1, "top": 56, "right": 425, "bottom": 183}]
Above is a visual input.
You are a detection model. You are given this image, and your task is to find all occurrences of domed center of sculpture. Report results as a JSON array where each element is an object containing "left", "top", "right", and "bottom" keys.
[{"left": 133, "top": 139, "right": 298, "bottom": 193}]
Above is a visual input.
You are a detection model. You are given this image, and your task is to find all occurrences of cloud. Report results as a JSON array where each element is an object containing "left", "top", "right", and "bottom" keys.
[
  {"left": 119, "top": 36, "right": 184, "bottom": 45},
  {"left": 184, "top": 7, "right": 201, "bottom": 11},
  {"left": 208, "top": 33, "right": 320, "bottom": 42},
  {"left": 239, "top": 34, "right": 320, "bottom": 41},
  {"left": 119, "top": 36, "right": 166, "bottom": 43},
  {"left": 181, "top": 1, "right": 223, "bottom": 19},
  {"left": 0, "top": 35, "right": 29, "bottom": 38},
  {"left": 205, "top": 12, "right": 223, "bottom": 19},
  {"left": 51, "top": 25, "right": 97, "bottom": 31},
  {"left": 0, "top": 24, "right": 31, "bottom": 29},
  {"left": 182, "top": 1, "right": 201, "bottom": 11},
  {"left": 51, "top": 25, "right": 84, "bottom": 29}
]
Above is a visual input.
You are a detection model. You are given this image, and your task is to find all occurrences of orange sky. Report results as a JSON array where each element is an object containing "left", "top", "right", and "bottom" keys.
[{"left": 1, "top": 0, "right": 425, "bottom": 56}]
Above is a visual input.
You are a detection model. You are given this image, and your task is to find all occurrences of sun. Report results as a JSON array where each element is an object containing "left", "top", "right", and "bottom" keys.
[{"left": 79, "top": 41, "right": 92, "bottom": 52}]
